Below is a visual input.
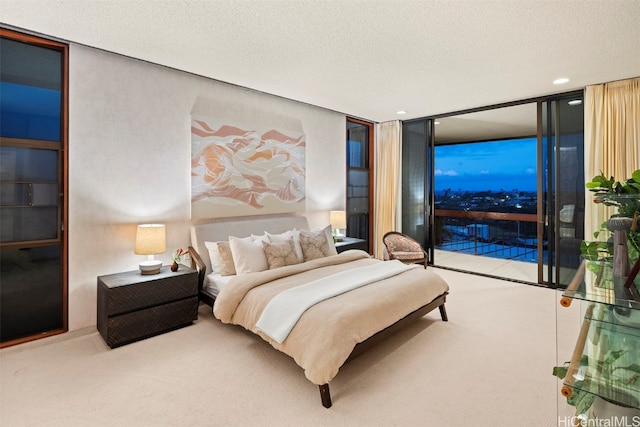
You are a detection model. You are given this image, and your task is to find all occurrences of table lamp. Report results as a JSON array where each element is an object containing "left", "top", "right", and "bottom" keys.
[
  {"left": 134, "top": 224, "right": 166, "bottom": 275},
  {"left": 330, "top": 210, "right": 346, "bottom": 242}
]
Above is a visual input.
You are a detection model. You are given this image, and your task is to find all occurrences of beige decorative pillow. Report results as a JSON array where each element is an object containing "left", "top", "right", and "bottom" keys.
[
  {"left": 262, "top": 238, "right": 300, "bottom": 269},
  {"left": 299, "top": 229, "right": 333, "bottom": 261},
  {"left": 216, "top": 241, "right": 236, "bottom": 276},
  {"left": 267, "top": 229, "right": 304, "bottom": 263}
]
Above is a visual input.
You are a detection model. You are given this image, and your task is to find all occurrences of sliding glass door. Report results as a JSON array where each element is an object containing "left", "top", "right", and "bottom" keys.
[
  {"left": 401, "top": 93, "right": 584, "bottom": 288},
  {"left": 401, "top": 119, "right": 433, "bottom": 263},
  {"left": 541, "top": 95, "right": 585, "bottom": 287}
]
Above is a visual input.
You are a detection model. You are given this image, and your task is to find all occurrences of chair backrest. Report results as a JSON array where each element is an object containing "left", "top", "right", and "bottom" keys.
[{"left": 382, "top": 231, "right": 423, "bottom": 253}]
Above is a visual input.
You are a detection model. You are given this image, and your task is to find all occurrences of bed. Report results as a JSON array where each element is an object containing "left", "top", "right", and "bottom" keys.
[{"left": 189, "top": 214, "right": 449, "bottom": 408}]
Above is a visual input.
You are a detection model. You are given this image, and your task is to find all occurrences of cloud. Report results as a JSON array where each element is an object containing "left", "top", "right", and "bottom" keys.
[
  {"left": 479, "top": 169, "right": 490, "bottom": 175},
  {"left": 524, "top": 167, "right": 536, "bottom": 174},
  {"left": 435, "top": 169, "right": 459, "bottom": 176}
]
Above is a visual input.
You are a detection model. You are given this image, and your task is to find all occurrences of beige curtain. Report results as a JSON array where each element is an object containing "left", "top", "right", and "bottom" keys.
[
  {"left": 584, "top": 77, "right": 640, "bottom": 238},
  {"left": 373, "top": 120, "right": 401, "bottom": 259}
]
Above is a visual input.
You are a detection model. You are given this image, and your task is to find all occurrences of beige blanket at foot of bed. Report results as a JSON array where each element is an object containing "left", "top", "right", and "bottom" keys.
[{"left": 213, "top": 250, "right": 449, "bottom": 385}]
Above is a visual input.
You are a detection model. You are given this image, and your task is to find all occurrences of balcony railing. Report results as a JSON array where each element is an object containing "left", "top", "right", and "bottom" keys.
[{"left": 434, "top": 209, "right": 542, "bottom": 263}]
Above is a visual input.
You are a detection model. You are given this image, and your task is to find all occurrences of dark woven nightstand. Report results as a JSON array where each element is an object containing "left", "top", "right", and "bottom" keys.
[
  {"left": 335, "top": 237, "right": 368, "bottom": 253},
  {"left": 97, "top": 266, "right": 198, "bottom": 348}
]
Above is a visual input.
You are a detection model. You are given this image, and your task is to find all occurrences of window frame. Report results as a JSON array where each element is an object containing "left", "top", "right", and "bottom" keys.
[
  {"left": 0, "top": 27, "right": 69, "bottom": 347},
  {"left": 346, "top": 117, "right": 374, "bottom": 253}
]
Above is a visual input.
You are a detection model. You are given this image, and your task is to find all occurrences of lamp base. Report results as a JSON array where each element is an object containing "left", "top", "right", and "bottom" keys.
[{"left": 139, "top": 260, "right": 162, "bottom": 275}]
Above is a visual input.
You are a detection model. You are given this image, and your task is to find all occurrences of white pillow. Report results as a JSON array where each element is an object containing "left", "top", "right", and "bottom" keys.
[
  {"left": 204, "top": 241, "right": 223, "bottom": 273},
  {"left": 267, "top": 229, "right": 304, "bottom": 263},
  {"left": 229, "top": 234, "right": 269, "bottom": 274},
  {"left": 320, "top": 224, "right": 338, "bottom": 255}
]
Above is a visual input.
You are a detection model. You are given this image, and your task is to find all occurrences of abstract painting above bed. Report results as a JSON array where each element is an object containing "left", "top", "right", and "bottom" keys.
[{"left": 190, "top": 115, "right": 306, "bottom": 219}]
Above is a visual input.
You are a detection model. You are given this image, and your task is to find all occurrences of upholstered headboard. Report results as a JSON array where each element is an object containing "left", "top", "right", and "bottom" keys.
[{"left": 189, "top": 214, "right": 311, "bottom": 275}]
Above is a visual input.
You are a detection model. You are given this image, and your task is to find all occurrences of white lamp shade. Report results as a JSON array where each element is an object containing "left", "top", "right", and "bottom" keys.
[
  {"left": 134, "top": 224, "right": 166, "bottom": 255},
  {"left": 330, "top": 211, "right": 346, "bottom": 229}
]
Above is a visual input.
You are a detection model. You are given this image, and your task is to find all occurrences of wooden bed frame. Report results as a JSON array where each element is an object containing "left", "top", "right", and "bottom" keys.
[{"left": 188, "top": 215, "right": 449, "bottom": 408}]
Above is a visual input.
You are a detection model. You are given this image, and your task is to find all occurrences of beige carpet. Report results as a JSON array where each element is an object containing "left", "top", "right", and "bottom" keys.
[{"left": 0, "top": 268, "right": 578, "bottom": 426}]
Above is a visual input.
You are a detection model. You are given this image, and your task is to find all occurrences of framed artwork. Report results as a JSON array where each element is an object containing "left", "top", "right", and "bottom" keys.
[{"left": 191, "top": 116, "right": 306, "bottom": 219}]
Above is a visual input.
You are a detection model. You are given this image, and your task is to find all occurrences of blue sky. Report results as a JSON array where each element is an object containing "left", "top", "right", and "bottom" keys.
[{"left": 435, "top": 138, "right": 537, "bottom": 192}]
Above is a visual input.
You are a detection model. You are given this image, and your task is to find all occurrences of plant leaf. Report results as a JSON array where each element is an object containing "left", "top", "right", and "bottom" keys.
[
  {"left": 553, "top": 366, "right": 568, "bottom": 379},
  {"left": 573, "top": 389, "right": 595, "bottom": 415}
]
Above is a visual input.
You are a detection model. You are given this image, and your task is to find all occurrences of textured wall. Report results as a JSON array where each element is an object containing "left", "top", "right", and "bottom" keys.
[{"left": 68, "top": 44, "right": 346, "bottom": 331}]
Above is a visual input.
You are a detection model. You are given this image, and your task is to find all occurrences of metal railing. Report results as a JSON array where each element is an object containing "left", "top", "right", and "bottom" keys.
[{"left": 434, "top": 209, "right": 541, "bottom": 263}]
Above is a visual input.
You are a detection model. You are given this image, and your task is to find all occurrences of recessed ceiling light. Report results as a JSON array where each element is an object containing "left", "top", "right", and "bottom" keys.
[
  {"left": 553, "top": 78, "right": 570, "bottom": 85},
  {"left": 568, "top": 99, "right": 582, "bottom": 106},
  {"left": 396, "top": 110, "right": 407, "bottom": 115}
]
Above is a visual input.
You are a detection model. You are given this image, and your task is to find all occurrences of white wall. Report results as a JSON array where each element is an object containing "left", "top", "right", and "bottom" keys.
[{"left": 68, "top": 44, "right": 346, "bottom": 331}]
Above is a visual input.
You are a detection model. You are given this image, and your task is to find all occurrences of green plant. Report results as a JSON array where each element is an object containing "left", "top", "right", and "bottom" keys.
[
  {"left": 553, "top": 357, "right": 596, "bottom": 415},
  {"left": 173, "top": 248, "right": 188, "bottom": 263},
  {"left": 586, "top": 169, "right": 640, "bottom": 218},
  {"left": 581, "top": 170, "right": 640, "bottom": 261},
  {"left": 555, "top": 170, "right": 640, "bottom": 416},
  {"left": 580, "top": 220, "right": 613, "bottom": 262},
  {"left": 553, "top": 337, "right": 640, "bottom": 414}
]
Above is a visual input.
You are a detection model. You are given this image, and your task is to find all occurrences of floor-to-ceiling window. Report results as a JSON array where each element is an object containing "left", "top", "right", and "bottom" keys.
[
  {"left": 346, "top": 118, "right": 373, "bottom": 252},
  {"left": 401, "top": 93, "right": 584, "bottom": 288},
  {"left": 0, "top": 29, "right": 68, "bottom": 346}
]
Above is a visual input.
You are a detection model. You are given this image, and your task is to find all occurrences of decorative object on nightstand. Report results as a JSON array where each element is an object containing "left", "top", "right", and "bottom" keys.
[
  {"left": 97, "top": 266, "right": 198, "bottom": 348},
  {"left": 134, "top": 224, "right": 166, "bottom": 275},
  {"left": 171, "top": 248, "right": 188, "bottom": 272},
  {"left": 330, "top": 210, "right": 346, "bottom": 241}
]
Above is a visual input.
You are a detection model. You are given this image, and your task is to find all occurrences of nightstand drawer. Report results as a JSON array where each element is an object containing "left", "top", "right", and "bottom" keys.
[
  {"left": 98, "top": 268, "right": 198, "bottom": 316},
  {"left": 104, "top": 296, "right": 198, "bottom": 347}
]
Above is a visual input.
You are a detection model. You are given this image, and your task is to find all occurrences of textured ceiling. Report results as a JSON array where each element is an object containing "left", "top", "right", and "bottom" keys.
[{"left": 1, "top": 0, "right": 639, "bottom": 123}]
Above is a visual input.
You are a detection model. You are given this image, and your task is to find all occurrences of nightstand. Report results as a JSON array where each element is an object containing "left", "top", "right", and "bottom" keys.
[
  {"left": 97, "top": 266, "right": 198, "bottom": 348},
  {"left": 335, "top": 237, "right": 368, "bottom": 253}
]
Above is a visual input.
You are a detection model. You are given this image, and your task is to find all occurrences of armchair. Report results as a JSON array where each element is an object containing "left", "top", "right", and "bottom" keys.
[{"left": 382, "top": 231, "right": 428, "bottom": 268}]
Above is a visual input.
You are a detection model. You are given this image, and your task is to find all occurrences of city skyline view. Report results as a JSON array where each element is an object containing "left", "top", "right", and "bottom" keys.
[{"left": 435, "top": 138, "right": 537, "bottom": 193}]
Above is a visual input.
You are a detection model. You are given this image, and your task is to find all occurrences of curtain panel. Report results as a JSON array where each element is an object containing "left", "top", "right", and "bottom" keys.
[
  {"left": 373, "top": 120, "right": 402, "bottom": 259},
  {"left": 584, "top": 77, "right": 640, "bottom": 238}
]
